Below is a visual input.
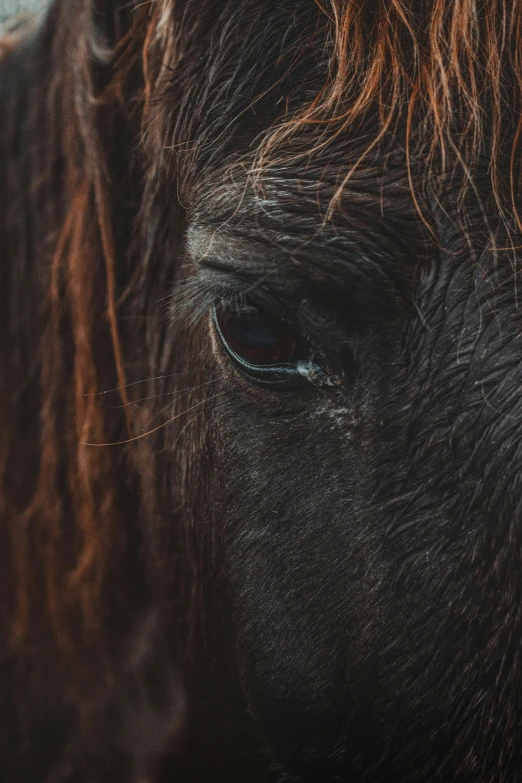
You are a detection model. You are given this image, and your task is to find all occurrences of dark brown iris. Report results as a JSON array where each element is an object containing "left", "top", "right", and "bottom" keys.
[{"left": 217, "top": 311, "right": 296, "bottom": 366}]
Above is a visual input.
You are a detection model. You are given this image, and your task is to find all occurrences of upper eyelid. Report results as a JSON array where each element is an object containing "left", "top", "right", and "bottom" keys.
[
  {"left": 193, "top": 267, "right": 348, "bottom": 349},
  {"left": 193, "top": 263, "right": 299, "bottom": 317},
  {"left": 198, "top": 260, "right": 289, "bottom": 298}
]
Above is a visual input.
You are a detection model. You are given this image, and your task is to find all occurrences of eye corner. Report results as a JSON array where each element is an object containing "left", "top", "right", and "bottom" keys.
[{"left": 296, "top": 360, "right": 344, "bottom": 390}]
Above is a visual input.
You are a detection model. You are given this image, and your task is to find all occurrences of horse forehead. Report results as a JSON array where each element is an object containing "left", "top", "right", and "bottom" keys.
[
  {"left": 188, "top": 166, "right": 425, "bottom": 262},
  {"left": 186, "top": 211, "right": 418, "bottom": 292}
]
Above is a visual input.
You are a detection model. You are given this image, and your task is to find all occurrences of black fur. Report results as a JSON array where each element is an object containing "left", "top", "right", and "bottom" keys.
[{"left": 1, "top": 1, "right": 522, "bottom": 780}]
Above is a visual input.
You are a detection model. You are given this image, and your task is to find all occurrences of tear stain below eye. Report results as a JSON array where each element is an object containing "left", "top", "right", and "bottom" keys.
[{"left": 296, "top": 359, "right": 343, "bottom": 389}]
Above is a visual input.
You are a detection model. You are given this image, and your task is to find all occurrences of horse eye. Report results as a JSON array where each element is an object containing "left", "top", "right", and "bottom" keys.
[
  {"left": 217, "top": 312, "right": 296, "bottom": 364},
  {"left": 212, "top": 304, "right": 308, "bottom": 388}
]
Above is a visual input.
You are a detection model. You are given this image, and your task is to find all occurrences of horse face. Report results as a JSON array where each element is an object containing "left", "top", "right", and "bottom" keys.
[
  {"left": 172, "top": 8, "right": 522, "bottom": 778},
  {"left": 185, "top": 167, "right": 522, "bottom": 780},
  {"left": 3, "top": 0, "right": 522, "bottom": 778}
]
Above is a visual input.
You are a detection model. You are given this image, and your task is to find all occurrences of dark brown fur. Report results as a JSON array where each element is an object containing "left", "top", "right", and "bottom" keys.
[{"left": 1, "top": 1, "right": 522, "bottom": 780}]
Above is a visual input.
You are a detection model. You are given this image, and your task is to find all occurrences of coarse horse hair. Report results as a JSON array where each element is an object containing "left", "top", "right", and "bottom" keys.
[{"left": 1, "top": 0, "right": 522, "bottom": 780}]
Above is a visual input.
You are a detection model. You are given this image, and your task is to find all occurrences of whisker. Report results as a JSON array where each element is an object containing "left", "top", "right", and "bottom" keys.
[
  {"left": 142, "top": 381, "right": 217, "bottom": 428},
  {"left": 85, "top": 372, "right": 204, "bottom": 396},
  {"left": 79, "top": 392, "right": 226, "bottom": 447},
  {"left": 112, "top": 378, "right": 217, "bottom": 408}
]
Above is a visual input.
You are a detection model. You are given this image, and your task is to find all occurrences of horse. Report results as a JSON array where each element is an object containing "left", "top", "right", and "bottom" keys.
[{"left": 1, "top": 0, "right": 522, "bottom": 780}]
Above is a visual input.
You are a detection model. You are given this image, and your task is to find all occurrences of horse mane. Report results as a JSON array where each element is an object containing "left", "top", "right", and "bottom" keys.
[{"left": 1, "top": 0, "right": 521, "bottom": 775}]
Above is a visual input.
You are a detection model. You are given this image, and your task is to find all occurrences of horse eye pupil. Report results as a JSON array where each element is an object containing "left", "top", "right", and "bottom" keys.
[
  {"left": 220, "top": 313, "right": 296, "bottom": 365},
  {"left": 227, "top": 316, "right": 278, "bottom": 347}
]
